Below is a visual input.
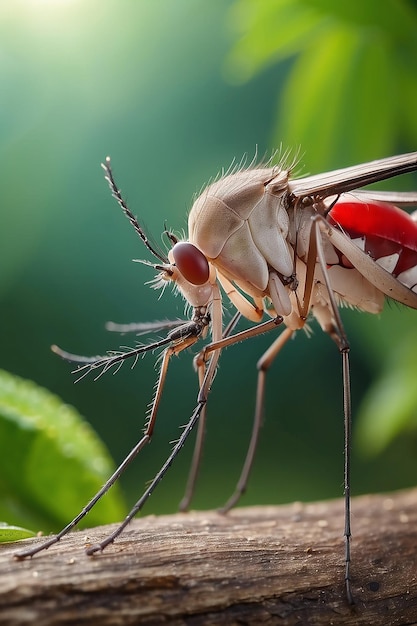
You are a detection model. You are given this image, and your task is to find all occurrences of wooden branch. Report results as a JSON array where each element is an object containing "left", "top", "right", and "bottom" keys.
[{"left": 1, "top": 488, "right": 417, "bottom": 625}]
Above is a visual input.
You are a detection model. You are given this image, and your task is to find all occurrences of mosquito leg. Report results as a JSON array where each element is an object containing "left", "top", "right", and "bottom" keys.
[
  {"left": 83, "top": 285, "right": 224, "bottom": 553},
  {"left": 181, "top": 316, "right": 284, "bottom": 513},
  {"left": 86, "top": 400, "right": 206, "bottom": 554},
  {"left": 14, "top": 339, "right": 195, "bottom": 560},
  {"left": 86, "top": 346, "right": 223, "bottom": 554},
  {"left": 14, "top": 431, "right": 153, "bottom": 559},
  {"left": 312, "top": 216, "right": 353, "bottom": 604},
  {"left": 198, "top": 317, "right": 284, "bottom": 357},
  {"left": 179, "top": 312, "right": 242, "bottom": 512},
  {"left": 342, "top": 350, "right": 353, "bottom": 605},
  {"left": 105, "top": 319, "right": 186, "bottom": 334},
  {"left": 219, "top": 327, "right": 294, "bottom": 513},
  {"left": 178, "top": 368, "right": 207, "bottom": 511}
]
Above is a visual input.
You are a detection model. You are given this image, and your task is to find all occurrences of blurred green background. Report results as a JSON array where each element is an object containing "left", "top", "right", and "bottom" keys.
[{"left": 1, "top": 0, "right": 417, "bottom": 533}]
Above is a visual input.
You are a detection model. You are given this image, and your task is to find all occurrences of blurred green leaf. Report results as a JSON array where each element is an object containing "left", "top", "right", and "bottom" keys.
[
  {"left": 280, "top": 28, "right": 399, "bottom": 168},
  {"left": 355, "top": 332, "right": 417, "bottom": 456},
  {"left": 0, "top": 369, "right": 126, "bottom": 533},
  {"left": 304, "top": 0, "right": 417, "bottom": 41},
  {"left": 225, "top": 0, "right": 323, "bottom": 82},
  {"left": 0, "top": 522, "right": 35, "bottom": 543},
  {"left": 227, "top": 0, "right": 417, "bottom": 169}
]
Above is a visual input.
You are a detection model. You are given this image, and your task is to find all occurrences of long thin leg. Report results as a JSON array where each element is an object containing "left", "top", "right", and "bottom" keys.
[
  {"left": 179, "top": 317, "right": 284, "bottom": 513},
  {"left": 86, "top": 399, "right": 206, "bottom": 554},
  {"left": 14, "top": 431, "right": 152, "bottom": 559},
  {"left": 87, "top": 293, "right": 227, "bottom": 554},
  {"left": 342, "top": 350, "right": 352, "bottom": 605},
  {"left": 17, "top": 306, "right": 281, "bottom": 558},
  {"left": 312, "top": 216, "right": 353, "bottom": 604},
  {"left": 179, "top": 312, "right": 242, "bottom": 512},
  {"left": 178, "top": 366, "right": 207, "bottom": 512},
  {"left": 14, "top": 338, "right": 197, "bottom": 560},
  {"left": 219, "top": 327, "right": 295, "bottom": 513},
  {"left": 196, "top": 317, "right": 284, "bottom": 358}
]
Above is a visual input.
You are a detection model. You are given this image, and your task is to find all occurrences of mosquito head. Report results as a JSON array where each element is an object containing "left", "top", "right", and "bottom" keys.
[
  {"left": 134, "top": 237, "right": 215, "bottom": 309},
  {"left": 162, "top": 240, "right": 214, "bottom": 308},
  {"left": 162, "top": 230, "right": 211, "bottom": 285}
]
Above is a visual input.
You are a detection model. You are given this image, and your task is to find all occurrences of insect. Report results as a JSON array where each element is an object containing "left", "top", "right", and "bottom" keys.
[{"left": 16, "top": 151, "right": 417, "bottom": 603}]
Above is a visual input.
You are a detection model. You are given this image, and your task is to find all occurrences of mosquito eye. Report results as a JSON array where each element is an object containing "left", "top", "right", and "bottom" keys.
[{"left": 172, "top": 242, "right": 210, "bottom": 285}]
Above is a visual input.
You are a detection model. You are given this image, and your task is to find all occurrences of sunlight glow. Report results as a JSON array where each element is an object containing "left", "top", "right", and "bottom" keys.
[
  {"left": 12, "top": 0, "right": 83, "bottom": 26},
  {"left": 27, "top": 0, "right": 77, "bottom": 4}
]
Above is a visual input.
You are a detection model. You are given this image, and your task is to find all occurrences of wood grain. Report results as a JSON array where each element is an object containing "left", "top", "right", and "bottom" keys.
[{"left": 1, "top": 489, "right": 417, "bottom": 625}]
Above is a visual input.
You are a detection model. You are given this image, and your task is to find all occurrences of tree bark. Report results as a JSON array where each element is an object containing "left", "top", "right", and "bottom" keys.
[{"left": 1, "top": 488, "right": 416, "bottom": 625}]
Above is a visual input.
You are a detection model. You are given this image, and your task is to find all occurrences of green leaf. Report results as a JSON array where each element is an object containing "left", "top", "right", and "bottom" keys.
[
  {"left": 277, "top": 24, "right": 359, "bottom": 168},
  {"left": 398, "top": 61, "right": 417, "bottom": 147},
  {"left": 355, "top": 332, "right": 417, "bottom": 456},
  {"left": 225, "top": 0, "right": 323, "bottom": 83},
  {"left": 228, "top": 0, "right": 417, "bottom": 167},
  {"left": 0, "top": 370, "right": 126, "bottom": 533},
  {"left": 303, "top": 0, "right": 417, "bottom": 42},
  {"left": 0, "top": 523, "right": 36, "bottom": 543},
  {"left": 276, "top": 27, "right": 399, "bottom": 170}
]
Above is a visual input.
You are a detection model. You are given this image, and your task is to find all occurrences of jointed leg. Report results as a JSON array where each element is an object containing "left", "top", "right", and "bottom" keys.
[
  {"left": 178, "top": 364, "right": 207, "bottom": 512},
  {"left": 312, "top": 216, "right": 353, "bottom": 604},
  {"left": 179, "top": 312, "right": 242, "bottom": 512},
  {"left": 15, "top": 337, "right": 198, "bottom": 560},
  {"left": 219, "top": 326, "right": 295, "bottom": 513}
]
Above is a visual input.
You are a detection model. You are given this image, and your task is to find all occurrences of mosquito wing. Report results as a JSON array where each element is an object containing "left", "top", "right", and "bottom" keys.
[
  {"left": 348, "top": 190, "right": 417, "bottom": 207},
  {"left": 289, "top": 152, "right": 417, "bottom": 201}
]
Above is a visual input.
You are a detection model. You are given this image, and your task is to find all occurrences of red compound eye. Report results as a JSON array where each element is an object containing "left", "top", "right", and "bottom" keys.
[{"left": 172, "top": 242, "right": 210, "bottom": 285}]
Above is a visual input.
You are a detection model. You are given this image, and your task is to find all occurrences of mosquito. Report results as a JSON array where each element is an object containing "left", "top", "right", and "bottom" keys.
[{"left": 15, "top": 151, "right": 417, "bottom": 603}]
